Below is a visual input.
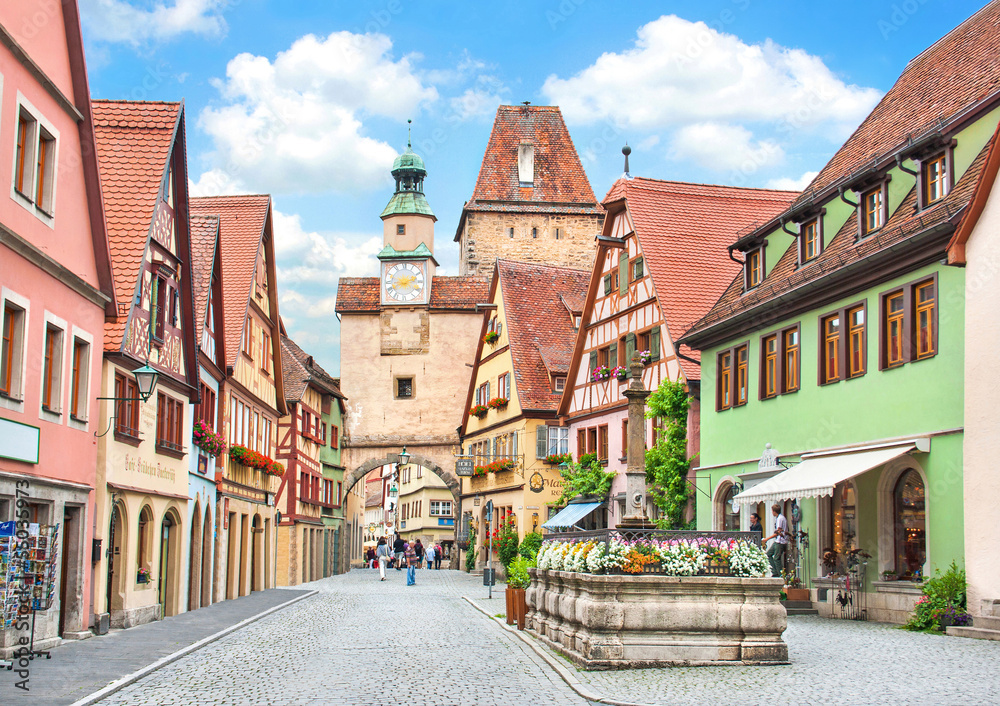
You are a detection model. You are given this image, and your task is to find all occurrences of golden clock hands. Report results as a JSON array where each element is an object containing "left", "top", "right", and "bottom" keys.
[{"left": 396, "top": 274, "right": 417, "bottom": 288}]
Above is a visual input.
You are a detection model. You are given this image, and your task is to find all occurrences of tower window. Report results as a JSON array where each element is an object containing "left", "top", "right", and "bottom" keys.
[
  {"left": 508, "top": 227, "right": 514, "bottom": 239},
  {"left": 554, "top": 228, "right": 562, "bottom": 240},
  {"left": 395, "top": 376, "right": 414, "bottom": 399},
  {"left": 532, "top": 227, "right": 537, "bottom": 239},
  {"left": 397, "top": 224, "right": 405, "bottom": 235}
]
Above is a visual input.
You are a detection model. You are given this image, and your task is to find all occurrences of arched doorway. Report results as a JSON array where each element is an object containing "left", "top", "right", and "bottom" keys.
[
  {"left": 201, "top": 506, "right": 213, "bottom": 607},
  {"left": 106, "top": 502, "right": 127, "bottom": 616},
  {"left": 250, "top": 513, "right": 263, "bottom": 592},
  {"left": 158, "top": 509, "right": 182, "bottom": 617},
  {"left": 188, "top": 502, "right": 202, "bottom": 611}
]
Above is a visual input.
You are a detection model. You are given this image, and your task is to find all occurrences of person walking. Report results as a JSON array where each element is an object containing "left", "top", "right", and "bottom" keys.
[
  {"left": 392, "top": 534, "right": 405, "bottom": 571},
  {"left": 414, "top": 539, "right": 425, "bottom": 569},
  {"left": 375, "top": 537, "right": 390, "bottom": 581},
  {"left": 405, "top": 541, "right": 418, "bottom": 586},
  {"left": 763, "top": 503, "right": 789, "bottom": 577},
  {"left": 434, "top": 544, "right": 443, "bottom": 570},
  {"left": 424, "top": 542, "right": 435, "bottom": 570}
]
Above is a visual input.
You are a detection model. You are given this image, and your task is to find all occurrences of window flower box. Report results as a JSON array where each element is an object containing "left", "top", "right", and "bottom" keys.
[
  {"left": 470, "top": 404, "right": 489, "bottom": 418},
  {"left": 136, "top": 568, "right": 150, "bottom": 584},
  {"left": 486, "top": 458, "right": 515, "bottom": 474},
  {"left": 473, "top": 466, "right": 488, "bottom": 477},
  {"left": 483, "top": 331, "right": 499, "bottom": 345},
  {"left": 590, "top": 366, "right": 611, "bottom": 382},
  {"left": 192, "top": 419, "right": 227, "bottom": 457},
  {"left": 544, "top": 453, "right": 572, "bottom": 465},
  {"left": 638, "top": 350, "right": 653, "bottom": 365},
  {"left": 611, "top": 365, "right": 628, "bottom": 381},
  {"left": 229, "top": 444, "right": 284, "bottom": 477},
  {"left": 488, "top": 397, "right": 508, "bottom": 410}
]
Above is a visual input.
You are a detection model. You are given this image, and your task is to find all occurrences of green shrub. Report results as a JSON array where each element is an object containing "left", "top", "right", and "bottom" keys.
[
  {"left": 903, "top": 561, "right": 966, "bottom": 632},
  {"left": 495, "top": 517, "right": 520, "bottom": 567},
  {"left": 465, "top": 526, "right": 478, "bottom": 572},
  {"left": 519, "top": 532, "right": 543, "bottom": 560},
  {"left": 506, "top": 556, "right": 535, "bottom": 590}
]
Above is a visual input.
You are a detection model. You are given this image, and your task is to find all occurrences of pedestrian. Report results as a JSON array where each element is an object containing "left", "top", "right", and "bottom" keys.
[
  {"left": 434, "top": 544, "right": 443, "bottom": 570},
  {"left": 414, "top": 539, "right": 425, "bottom": 569},
  {"left": 405, "top": 541, "right": 418, "bottom": 586},
  {"left": 424, "top": 542, "right": 435, "bottom": 570},
  {"left": 365, "top": 547, "right": 375, "bottom": 569},
  {"left": 392, "top": 534, "right": 405, "bottom": 571},
  {"left": 749, "top": 513, "right": 762, "bottom": 534},
  {"left": 375, "top": 537, "right": 390, "bottom": 581},
  {"left": 762, "top": 503, "right": 789, "bottom": 577}
]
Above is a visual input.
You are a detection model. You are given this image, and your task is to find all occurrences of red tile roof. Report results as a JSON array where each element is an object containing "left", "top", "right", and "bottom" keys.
[
  {"left": 335, "top": 276, "right": 489, "bottom": 313},
  {"left": 190, "top": 195, "right": 271, "bottom": 369},
  {"left": 280, "top": 335, "right": 344, "bottom": 404},
  {"left": 795, "top": 1, "right": 1000, "bottom": 206},
  {"left": 189, "top": 215, "right": 219, "bottom": 334},
  {"left": 92, "top": 100, "right": 181, "bottom": 351},
  {"left": 456, "top": 105, "right": 600, "bottom": 232},
  {"left": 498, "top": 260, "right": 590, "bottom": 412},
  {"left": 604, "top": 177, "right": 798, "bottom": 378}
]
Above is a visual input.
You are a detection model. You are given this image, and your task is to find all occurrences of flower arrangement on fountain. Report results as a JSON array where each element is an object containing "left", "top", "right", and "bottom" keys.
[
  {"left": 611, "top": 365, "right": 628, "bottom": 381},
  {"left": 536, "top": 535, "right": 769, "bottom": 577},
  {"left": 590, "top": 365, "right": 611, "bottom": 382},
  {"left": 229, "top": 444, "right": 285, "bottom": 477},
  {"left": 469, "top": 404, "right": 489, "bottom": 418},
  {"left": 638, "top": 350, "right": 653, "bottom": 365},
  {"left": 192, "top": 419, "right": 227, "bottom": 456},
  {"left": 487, "top": 396, "right": 508, "bottom": 410}
]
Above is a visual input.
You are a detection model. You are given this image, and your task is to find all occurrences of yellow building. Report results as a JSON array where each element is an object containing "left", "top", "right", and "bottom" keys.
[
  {"left": 458, "top": 260, "right": 590, "bottom": 568},
  {"left": 397, "top": 463, "right": 455, "bottom": 559}
]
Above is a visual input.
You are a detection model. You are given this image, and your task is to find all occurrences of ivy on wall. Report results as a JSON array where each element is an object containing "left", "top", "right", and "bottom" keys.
[{"left": 645, "top": 378, "right": 692, "bottom": 529}]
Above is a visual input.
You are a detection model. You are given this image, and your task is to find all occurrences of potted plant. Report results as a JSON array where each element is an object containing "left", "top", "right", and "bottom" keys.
[
  {"left": 611, "top": 365, "right": 628, "bottom": 381},
  {"left": 937, "top": 605, "right": 972, "bottom": 631},
  {"left": 483, "top": 331, "right": 499, "bottom": 345},
  {"left": 881, "top": 570, "right": 898, "bottom": 582},
  {"left": 590, "top": 365, "right": 611, "bottom": 382},
  {"left": 488, "top": 396, "right": 508, "bottom": 410},
  {"left": 136, "top": 567, "right": 150, "bottom": 584},
  {"left": 638, "top": 350, "right": 653, "bottom": 365},
  {"left": 506, "top": 556, "right": 533, "bottom": 630},
  {"left": 192, "top": 419, "right": 227, "bottom": 456},
  {"left": 469, "top": 404, "right": 489, "bottom": 418},
  {"left": 781, "top": 569, "right": 810, "bottom": 601}
]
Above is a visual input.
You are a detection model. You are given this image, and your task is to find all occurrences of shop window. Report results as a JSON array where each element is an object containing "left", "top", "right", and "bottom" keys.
[
  {"left": 893, "top": 469, "right": 925, "bottom": 580},
  {"left": 825, "top": 481, "right": 857, "bottom": 575},
  {"left": 137, "top": 506, "right": 153, "bottom": 577}
]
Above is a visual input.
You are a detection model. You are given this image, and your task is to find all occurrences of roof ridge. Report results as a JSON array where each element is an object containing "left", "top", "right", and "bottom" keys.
[
  {"left": 906, "top": 0, "right": 999, "bottom": 67},
  {"left": 626, "top": 176, "right": 800, "bottom": 195},
  {"left": 497, "top": 258, "right": 590, "bottom": 275}
]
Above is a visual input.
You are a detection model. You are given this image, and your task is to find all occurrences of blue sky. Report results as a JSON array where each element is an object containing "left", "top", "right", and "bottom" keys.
[{"left": 79, "top": 0, "right": 987, "bottom": 375}]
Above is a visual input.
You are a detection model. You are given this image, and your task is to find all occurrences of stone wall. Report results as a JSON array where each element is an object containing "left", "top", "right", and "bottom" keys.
[
  {"left": 527, "top": 569, "right": 788, "bottom": 668},
  {"left": 458, "top": 211, "right": 603, "bottom": 276}
]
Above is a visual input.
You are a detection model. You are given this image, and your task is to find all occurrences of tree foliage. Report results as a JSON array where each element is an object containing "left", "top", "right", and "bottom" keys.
[
  {"left": 550, "top": 456, "right": 616, "bottom": 508},
  {"left": 644, "top": 378, "right": 692, "bottom": 529}
]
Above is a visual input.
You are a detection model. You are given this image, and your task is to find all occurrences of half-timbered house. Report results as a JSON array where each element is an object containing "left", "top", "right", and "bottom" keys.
[
  {"left": 92, "top": 100, "right": 199, "bottom": 628},
  {"left": 558, "top": 176, "right": 796, "bottom": 526},
  {"left": 190, "top": 194, "right": 285, "bottom": 601}
]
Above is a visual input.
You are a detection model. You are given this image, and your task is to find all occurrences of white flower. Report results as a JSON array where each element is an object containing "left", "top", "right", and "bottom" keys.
[{"left": 729, "top": 541, "right": 770, "bottom": 578}]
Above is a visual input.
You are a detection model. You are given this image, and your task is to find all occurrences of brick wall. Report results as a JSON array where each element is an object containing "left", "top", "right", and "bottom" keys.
[{"left": 458, "top": 211, "right": 604, "bottom": 276}]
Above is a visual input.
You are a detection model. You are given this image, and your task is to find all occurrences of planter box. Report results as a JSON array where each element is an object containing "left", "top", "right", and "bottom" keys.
[
  {"left": 784, "top": 588, "right": 810, "bottom": 602},
  {"left": 527, "top": 569, "right": 788, "bottom": 669},
  {"left": 506, "top": 587, "right": 526, "bottom": 630}
]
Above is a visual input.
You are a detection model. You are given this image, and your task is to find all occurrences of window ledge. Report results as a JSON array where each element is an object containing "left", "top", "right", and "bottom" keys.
[
  {"left": 0, "top": 391, "right": 23, "bottom": 403},
  {"left": 155, "top": 443, "right": 186, "bottom": 460},
  {"left": 41, "top": 405, "right": 61, "bottom": 416},
  {"left": 873, "top": 580, "right": 924, "bottom": 594},
  {"left": 70, "top": 413, "right": 87, "bottom": 424},
  {"left": 114, "top": 430, "right": 142, "bottom": 447}
]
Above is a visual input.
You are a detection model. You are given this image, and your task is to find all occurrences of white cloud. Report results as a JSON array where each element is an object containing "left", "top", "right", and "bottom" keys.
[
  {"left": 80, "top": 0, "right": 228, "bottom": 44},
  {"left": 669, "top": 123, "right": 784, "bottom": 171},
  {"left": 766, "top": 171, "right": 820, "bottom": 191},
  {"left": 197, "top": 32, "right": 438, "bottom": 195},
  {"left": 541, "top": 15, "right": 880, "bottom": 134}
]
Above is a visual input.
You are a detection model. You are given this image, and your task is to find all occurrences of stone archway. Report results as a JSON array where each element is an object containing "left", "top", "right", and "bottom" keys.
[{"left": 343, "top": 452, "right": 462, "bottom": 568}]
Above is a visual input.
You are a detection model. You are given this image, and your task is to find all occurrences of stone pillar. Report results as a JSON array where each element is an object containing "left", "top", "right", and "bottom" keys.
[{"left": 620, "top": 354, "right": 651, "bottom": 527}]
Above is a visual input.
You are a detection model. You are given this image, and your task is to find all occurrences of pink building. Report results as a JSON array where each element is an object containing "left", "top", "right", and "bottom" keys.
[
  {"left": 0, "top": 0, "right": 114, "bottom": 653},
  {"left": 558, "top": 176, "right": 796, "bottom": 527}
]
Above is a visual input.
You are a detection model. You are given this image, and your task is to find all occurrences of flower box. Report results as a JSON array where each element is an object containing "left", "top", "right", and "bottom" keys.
[
  {"left": 506, "top": 587, "right": 527, "bottom": 630},
  {"left": 486, "top": 458, "right": 515, "bottom": 474},
  {"left": 229, "top": 444, "right": 284, "bottom": 477},
  {"left": 544, "top": 453, "right": 572, "bottom": 466},
  {"left": 590, "top": 366, "right": 611, "bottom": 382},
  {"left": 612, "top": 365, "right": 628, "bottom": 381},
  {"left": 638, "top": 350, "right": 653, "bottom": 365},
  {"left": 483, "top": 331, "right": 499, "bottom": 345},
  {"left": 470, "top": 404, "right": 489, "bottom": 418},
  {"left": 488, "top": 397, "right": 508, "bottom": 410},
  {"left": 784, "top": 587, "right": 810, "bottom": 602},
  {"left": 192, "top": 419, "right": 227, "bottom": 457},
  {"left": 136, "top": 569, "right": 150, "bottom": 584}
]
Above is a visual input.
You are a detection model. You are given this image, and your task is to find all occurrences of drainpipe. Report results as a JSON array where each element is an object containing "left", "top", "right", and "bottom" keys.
[{"left": 838, "top": 186, "right": 858, "bottom": 209}]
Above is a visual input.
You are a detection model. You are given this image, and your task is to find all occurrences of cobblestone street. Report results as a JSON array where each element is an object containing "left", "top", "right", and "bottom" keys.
[{"left": 83, "top": 568, "right": 1000, "bottom": 706}]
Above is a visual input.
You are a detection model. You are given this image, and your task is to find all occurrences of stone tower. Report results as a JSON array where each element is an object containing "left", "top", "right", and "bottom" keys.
[{"left": 454, "top": 104, "right": 605, "bottom": 276}]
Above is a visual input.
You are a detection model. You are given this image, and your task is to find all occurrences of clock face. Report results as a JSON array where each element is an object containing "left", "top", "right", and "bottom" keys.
[{"left": 383, "top": 263, "right": 425, "bottom": 303}]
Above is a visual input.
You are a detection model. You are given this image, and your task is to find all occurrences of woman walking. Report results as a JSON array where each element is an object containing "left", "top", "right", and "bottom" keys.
[
  {"left": 414, "top": 539, "right": 425, "bottom": 570},
  {"left": 375, "top": 537, "right": 389, "bottom": 581},
  {"left": 424, "top": 543, "right": 435, "bottom": 570},
  {"left": 405, "top": 541, "right": 418, "bottom": 586}
]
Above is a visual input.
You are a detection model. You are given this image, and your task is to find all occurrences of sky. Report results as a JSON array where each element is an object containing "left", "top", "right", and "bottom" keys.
[{"left": 79, "top": 0, "right": 988, "bottom": 375}]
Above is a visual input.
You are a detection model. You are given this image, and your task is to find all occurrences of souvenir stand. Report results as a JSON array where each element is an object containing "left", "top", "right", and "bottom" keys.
[
  {"left": 0, "top": 521, "right": 15, "bottom": 669},
  {"left": 1, "top": 522, "right": 59, "bottom": 667}
]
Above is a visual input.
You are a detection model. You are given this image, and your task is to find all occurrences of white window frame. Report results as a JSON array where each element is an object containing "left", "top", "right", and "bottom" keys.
[
  {"left": 67, "top": 326, "right": 95, "bottom": 431},
  {"left": 0, "top": 287, "right": 30, "bottom": 412},
  {"left": 39, "top": 310, "right": 67, "bottom": 421},
  {"left": 547, "top": 426, "right": 569, "bottom": 456},
  {"left": 430, "top": 500, "right": 453, "bottom": 517},
  {"left": 10, "top": 92, "right": 59, "bottom": 226}
]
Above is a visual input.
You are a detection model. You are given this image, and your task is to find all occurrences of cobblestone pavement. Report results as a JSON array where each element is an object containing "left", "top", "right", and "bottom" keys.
[
  {"left": 97, "top": 568, "right": 592, "bottom": 706},
  {"left": 572, "top": 614, "right": 1000, "bottom": 706}
]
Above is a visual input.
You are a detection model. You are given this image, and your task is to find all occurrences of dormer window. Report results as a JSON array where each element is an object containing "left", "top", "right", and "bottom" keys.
[
  {"left": 861, "top": 186, "right": 884, "bottom": 235},
  {"left": 800, "top": 219, "right": 821, "bottom": 264},
  {"left": 745, "top": 247, "right": 764, "bottom": 290},
  {"left": 922, "top": 153, "right": 949, "bottom": 206},
  {"left": 553, "top": 376, "right": 566, "bottom": 392}
]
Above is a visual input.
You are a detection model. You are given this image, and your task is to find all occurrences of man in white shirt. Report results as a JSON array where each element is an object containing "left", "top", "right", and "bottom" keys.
[{"left": 762, "top": 503, "right": 789, "bottom": 577}]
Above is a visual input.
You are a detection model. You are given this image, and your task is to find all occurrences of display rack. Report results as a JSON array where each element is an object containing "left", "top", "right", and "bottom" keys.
[{"left": 0, "top": 522, "right": 60, "bottom": 666}]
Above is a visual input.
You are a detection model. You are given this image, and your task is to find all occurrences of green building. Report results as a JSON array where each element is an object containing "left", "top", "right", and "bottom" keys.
[{"left": 680, "top": 5, "right": 1000, "bottom": 623}]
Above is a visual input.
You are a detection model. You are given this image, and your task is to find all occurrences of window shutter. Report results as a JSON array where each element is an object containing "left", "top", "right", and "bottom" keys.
[
  {"left": 625, "top": 332, "right": 636, "bottom": 365},
  {"left": 512, "top": 431, "right": 518, "bottom": 456},
  {"left": 634, "top": 257, "right": 644, "bottom": 279},
  {"left": 589, "top": 350, "right": 598, "bottom": 372},
  {"left": 608, "top": 342, "right": 618, "bottom": 368},
  {"left": 619, "top": 253, "right": 629, "bottom": 296},
  {"left": 536, "top": 425, "right": 548, "bottom": 459},
  {"left": 603, "top": 274, "right": 612, "bottom": 295},
  {"left": 649, "top": 326, "right": 660, "bottom": 361},
  {"left": 486, "top": 381, "right": 490, "bottom": 400}
]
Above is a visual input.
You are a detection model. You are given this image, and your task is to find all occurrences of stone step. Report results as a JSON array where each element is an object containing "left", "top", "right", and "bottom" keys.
[
  {"left": 974, "top": 615, "right": 1000, "bottom": 631},
  {"left": 781, "top": 600, "right": 813, "bottom": 609},
  {"left": 786, "top": 608, "right": 819, "bottom": 616},
  {"left": 947, "top": 626, "right": 1000, "bottom": 641}
]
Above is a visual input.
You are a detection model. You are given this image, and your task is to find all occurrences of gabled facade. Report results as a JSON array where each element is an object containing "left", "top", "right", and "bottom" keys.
[
  {"left": 680, "top": 2, "right": 1000, "bottom": 623},
  {"left": 0, "top": 0, "right": 114, "bottom": 654},
  {"left": 186, "top": 214, "right": 226, "bottom": 611},
  {"left": 454, "top": 105, "right": 605, "bottom": 276},
  {"left": 190, "top": 194, "right": 285, "bottom": 601},
  {"left": 92, "top": 100, "right": 199, "bottom": 629},
  {"left": 458, "top": 260, "right": 589, "bottom": 567},
  {"left": 559, "top": 177, "right": 796, "bottom": 526},
  {"left": 275, "top": 334, "right": 346, "bottom": 585}
]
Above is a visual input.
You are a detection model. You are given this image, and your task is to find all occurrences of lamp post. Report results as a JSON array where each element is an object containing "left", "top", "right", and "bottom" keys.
[{"left": 95, "top": 363, "right": 161, "bottom": 437}]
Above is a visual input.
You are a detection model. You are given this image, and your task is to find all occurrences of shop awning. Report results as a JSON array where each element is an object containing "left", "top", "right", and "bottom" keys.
[
  {"left": 732, "top": 439, "right": 928, "bottom": 507},
  {"left": 541, "top": 501, "right": 603, "bottom": 530}
]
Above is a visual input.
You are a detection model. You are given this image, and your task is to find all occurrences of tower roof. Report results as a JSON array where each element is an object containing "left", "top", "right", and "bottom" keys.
[
  {"left": 392, "top": 145, "right": 426, "bottom": 175},
  {"left": 382, "top": 127, "right": 435, "bottom": 220}
]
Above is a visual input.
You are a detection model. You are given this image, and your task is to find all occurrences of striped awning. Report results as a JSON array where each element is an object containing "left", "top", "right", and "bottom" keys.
[{"left": 541, "top": 501, "right": 603, "bottom": 530}]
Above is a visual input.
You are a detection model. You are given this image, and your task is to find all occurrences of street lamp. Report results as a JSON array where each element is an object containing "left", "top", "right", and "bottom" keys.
[
  {"left": 95, "top": 363, "right": 161, "bottom": 438},
  {"left": 398, "top": 446, "right": 410, "bottom": 468}
]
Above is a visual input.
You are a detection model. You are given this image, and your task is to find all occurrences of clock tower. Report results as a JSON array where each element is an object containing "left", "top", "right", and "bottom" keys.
[{"left": 379, "top": 129, "right": 438, "bottom": 307}]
